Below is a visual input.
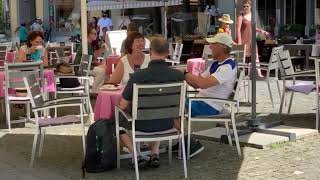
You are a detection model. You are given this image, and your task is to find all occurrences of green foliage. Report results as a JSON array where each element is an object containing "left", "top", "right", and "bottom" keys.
[{"left": 279, "top": 24, "right": 305, "bottom": 37}]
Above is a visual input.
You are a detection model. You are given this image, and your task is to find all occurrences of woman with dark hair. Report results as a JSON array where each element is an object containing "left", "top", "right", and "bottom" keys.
[
  {"left": 18, "top": 31, "right": 48, "bottom": 65},
  {"left": 236, "top": 0, "right": 269, "bottom": 77},
  {"left": 108, "top": 32, "right": 150, "bottom": 85},
  {"left": 90, "top": 17, "right": 99, "bottom": 50},
  {"left": 74, "top": 25, "right": 108, "bottom": 94}
]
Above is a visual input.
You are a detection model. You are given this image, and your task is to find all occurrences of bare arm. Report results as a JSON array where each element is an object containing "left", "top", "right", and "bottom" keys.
[
  {"left": 119, "top": 98, "right": 130, "bottom": 110},
  {"left": 18, "top": 48, "right": 26, "bottom": 62},
  {"left": 107, "top": 60, "right": 124, "bottom": 84},
  {"left": 236, "top": 16, "right": 243, "bottom": 45},
  {"left": 256, "top": 28, "right": 269, "bottom": 35},
  {"left": 43, "top": 49, "right": 48, "bottom": 66},
  {"left": 185, "top": 73, "right": 220, "bottom": 89}
]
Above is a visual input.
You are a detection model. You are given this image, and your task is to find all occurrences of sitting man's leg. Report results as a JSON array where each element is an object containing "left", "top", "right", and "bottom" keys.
[
  {"left": 120, "top": 132, "right": 160, "bottom": 168},
  {"left": 174, "top": 99, "right": 220, "bottom": 130},
  {"left": 186, "top": 99, "right": 220, "bottom": 117},
  {"left": 90, "top": 65, "right": 106, "bottom": 93},
  {"left": 148, "top": 141, "right": 160, "bottom": 168}
]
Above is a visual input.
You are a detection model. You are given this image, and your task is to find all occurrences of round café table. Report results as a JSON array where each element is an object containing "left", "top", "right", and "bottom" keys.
[
  {"left": 0, "top": 69, "right": 56, "bottom": 97},
  {"left": 105, "top": 55, "right": 121, "bottom": 75},
  {"left": 94, "top": 87, "right": 124, "bottom": 121},
  {"left": 187, "top": 58, "right": 205, "bottom": 76}
]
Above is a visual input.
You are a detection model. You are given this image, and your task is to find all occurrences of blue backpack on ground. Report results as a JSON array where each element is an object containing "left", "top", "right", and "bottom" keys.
[{"left": 82, "top": 120, "right": 117, "bottom": 178}]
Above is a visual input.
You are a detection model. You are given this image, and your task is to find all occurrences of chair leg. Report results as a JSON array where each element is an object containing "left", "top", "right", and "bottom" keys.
[
  {"left": 80, "top": 104, "right": 86, "bottom": 158},
  {"left": 287, "top": 92, "right": 294, "bottom": 114},
  {"left": 231, "top": 108, "right": 241, "bottom": 157},
  {"left": 224, "top": 121, "right": 232, "bottom": 146},
  {"left": 181, "top": 134, "right": 188, "bottom": 179},
  {"left": 279, "top": 83, "right": 286, "bottom": 117},
  {"left": 276, "top": 79, "right": 282, "bottom": 99},
  {"left": 38, "top": 128, "right": 46, "bottom": 157},
  {"left": 316, "top": 94, "right": 319, "bottom": 130},
  {"left": 242, "top": 80, "right": 247, "bottom": 101},
  {"left": 168, "top": 139, "right": 172, "bottom": 165},
  {"left": 54, "top": 92, "right": 58, "bottom": 117},
  {"left": 248, "top": 78, "right": 251, "bottom": 103},
  {"left": 132, "top": 138, "right": 140, "bottom": 180},
  {"left": 266, "top": 78, "right": 275, "bottom": 108},
  {"left": 26, "top": 103, "right": 31, "bottom": 121},
  {"left": 116, "top": 114, "right": 121, "bottom": 169},
  {"left": 30, "top": 128, "right": 40, "bottom": 167},
  {"left": 187, "top": 119, "right": 191, "bottom": 159},
  {"left": 5, "top": 102, "right": 11, "bottom": 132}
]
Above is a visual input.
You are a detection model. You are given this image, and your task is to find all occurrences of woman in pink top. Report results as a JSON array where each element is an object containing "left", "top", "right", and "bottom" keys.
[{"left": 236, "top": 0, "right": 269, "bottom": 77}]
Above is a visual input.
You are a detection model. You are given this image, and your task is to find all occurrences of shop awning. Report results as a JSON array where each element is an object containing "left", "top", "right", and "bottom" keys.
[{"left": 87, "top": 0, "right": 182, "bottom": 11}]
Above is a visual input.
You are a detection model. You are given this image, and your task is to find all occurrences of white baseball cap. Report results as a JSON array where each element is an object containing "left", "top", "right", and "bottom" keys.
[{"left": 206, "top": 33, "right": 233, "bottom": 48}]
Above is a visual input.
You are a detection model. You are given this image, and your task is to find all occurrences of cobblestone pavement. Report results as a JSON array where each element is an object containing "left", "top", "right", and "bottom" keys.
[{"left": 0, "top": 80, "right": 319, "bottom": 180}]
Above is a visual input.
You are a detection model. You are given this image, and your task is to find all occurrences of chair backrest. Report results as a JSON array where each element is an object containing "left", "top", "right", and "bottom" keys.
[
  {"left": 5, "top": 61, "right": 44, "bottom": 94},
  {"left": 78, "top": 54, "right": 93, "bottom": 76},
  {"left": 131, "top": 82, "right": 186, "bottom": 126},
  {"left": 277, "top": 50, "right": 295, "bottom": 77},
  {"left": 230, "top": 69, "right": 245, "bottom": 101},
  {"left": 169, "top": 43, "right": 183, "bottom": 63},
  {"left": 202, "top": 45, "right": 211, "bottom": 59},
  {"left": 0, "top": 45, "right": 9, "bottom": 66},
  {"left": 47, "top": 47, "right": 66, "bottom": 65},
  {"left": 268, "top": 46, "right": 284, "bottom": 70},
  {"left": 23, "top": 74, "right": 45, "bottom": 109},
  {"left": 0, "top": 42, "right": 13, "bottom": 50},
  {"left": 230, "top": 44, "right": 246, "bottom": 63},
  {"left": 62, "top": 46, "right": 72, "bottom": 56},
  {"left": 311, "top": 44, "right": 320, "bottom": 57}
]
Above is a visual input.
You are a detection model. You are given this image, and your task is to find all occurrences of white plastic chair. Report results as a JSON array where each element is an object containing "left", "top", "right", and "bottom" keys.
[
  {"left": 23, "top": 74, "right": 86, "bottom": 167},
  {"left": 314, "top": 58, "right": 320, "bottom": 130},
  {"left": 115, "top": 82, "right": 188, "bottom": 180},
  {"left": 278, "top": 50, "right": 315, "bottom": 116},
  {"left": 187, "top": 70, "right": 245, "bottom": 158},
  {"left": 165, "top": 43, "right": 183, "bottom": 65},
  {"left": 4, "top": 62, "right": 44, "bottom": 132},
  {"left": 54, "top": 54, "right": 93, "bottom": 121}
]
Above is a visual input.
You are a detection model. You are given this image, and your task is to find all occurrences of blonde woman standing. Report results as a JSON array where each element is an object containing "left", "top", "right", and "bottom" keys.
[{"left": 236, "top": 0, "right": 269, "bottom": 77}]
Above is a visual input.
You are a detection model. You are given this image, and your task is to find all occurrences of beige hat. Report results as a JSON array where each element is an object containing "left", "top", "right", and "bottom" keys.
[
  {"left": 218, "top": 14, "right": 234, "bottom": 24},
  {"left": 206, "top": 33, "right": 233, "bottom": 48}
]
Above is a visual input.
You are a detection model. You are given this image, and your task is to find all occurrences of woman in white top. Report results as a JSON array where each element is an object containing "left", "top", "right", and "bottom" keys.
[{"left": 108, "top": 32, "right": 150, "bottom": 85}]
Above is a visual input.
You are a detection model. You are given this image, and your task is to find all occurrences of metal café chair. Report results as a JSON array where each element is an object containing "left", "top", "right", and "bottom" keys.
[
  {"left": 4, "top": 61, "right": 44, "bottom": 132},
  {"left": 187, "top": 70, "right": 244, "bottom": 158},
  {"left": 54, "top": 54, "right": 93, "bottom": 121},
  {"left": 166, "top": 42, "right": 184, "bottom": 65},
  {"left": 115, "top": 82, "right": 188, "bottom": 180},
  {"left": 278, "top": 50, "right": 315, "bottom": 118},
  {"left": 23, "top": 74, "right": 86, "bottom": 167}
]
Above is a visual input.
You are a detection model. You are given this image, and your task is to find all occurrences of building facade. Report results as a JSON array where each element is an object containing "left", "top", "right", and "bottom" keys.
[{"left": 5, "top": 0, "right": 320, "bottom": 39}]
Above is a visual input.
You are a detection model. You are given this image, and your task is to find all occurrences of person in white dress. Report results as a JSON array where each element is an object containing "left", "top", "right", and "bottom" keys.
[{"left": 108, "top": 32, "right": 150, "bottom": 85}]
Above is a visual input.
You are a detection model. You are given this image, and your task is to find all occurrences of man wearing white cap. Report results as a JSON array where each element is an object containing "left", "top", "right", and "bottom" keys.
[
  {"left": 184, "top": 33, "right": 237, "bottom": 116},
  {"left": 30, "top": 17, "right": 44, "bottom": 33}
]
